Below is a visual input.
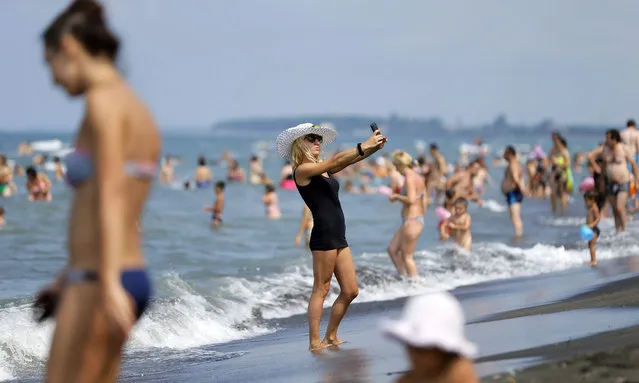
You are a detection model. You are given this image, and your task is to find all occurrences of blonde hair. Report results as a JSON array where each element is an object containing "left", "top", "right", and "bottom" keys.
[
  {"left": 392, "top": 150, "right": 413, "bottom": 168},
  {"left": 291, "top": 136, "right": 320, "bottom": 168}
]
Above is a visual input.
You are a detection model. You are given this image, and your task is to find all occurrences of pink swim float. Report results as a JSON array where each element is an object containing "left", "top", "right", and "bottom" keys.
[
  {"left": 280, "top": 179, "right": 296, "bottom": 190},
  {"left": 579, "top": 177, "right": 595, "bottom": 192},
  {"left": 378, "top": 185, "right": 393, "bottom": 196},
  {"left": 435, "top": 207, "right": 451, "bottom": 220}
]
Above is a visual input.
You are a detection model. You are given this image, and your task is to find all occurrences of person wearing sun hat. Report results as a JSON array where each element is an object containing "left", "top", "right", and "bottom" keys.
[
  {"left": 381, "top": 291, "right": 479, "bottom": 383},
  {"left": 276, "top": 122, "right": 387, "bottom": 351}
]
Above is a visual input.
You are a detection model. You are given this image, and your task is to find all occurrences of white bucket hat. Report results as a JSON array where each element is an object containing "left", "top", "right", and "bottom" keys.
[
  {"left": 275, "top": 123, "right": 337, "bottom": 160},
  {"left": 380, "top": 291, "right": 477, "bottom": 358}
]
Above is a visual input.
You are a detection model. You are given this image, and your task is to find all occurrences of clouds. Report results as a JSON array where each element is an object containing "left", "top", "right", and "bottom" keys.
[{"left": 1, "top": 0, "right": 638, "bottom": 130}]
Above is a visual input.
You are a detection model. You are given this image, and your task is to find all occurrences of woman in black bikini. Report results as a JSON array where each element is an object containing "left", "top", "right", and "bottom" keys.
[{"left": 276, "top": 123, "right": 386, "bottom": 351}]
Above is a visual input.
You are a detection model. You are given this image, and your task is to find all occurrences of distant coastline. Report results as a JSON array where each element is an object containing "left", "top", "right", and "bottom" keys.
[
  {"left": 210, "top": 114, "right": 613, "bottom": 137},
  {"left": 0, "top": 114, "right": 617, "bottom": 135}
]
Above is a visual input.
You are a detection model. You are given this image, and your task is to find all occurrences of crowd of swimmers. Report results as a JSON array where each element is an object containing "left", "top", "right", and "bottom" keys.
[{"left": 0, "top": 1, "right": 638, "bottom": 381}]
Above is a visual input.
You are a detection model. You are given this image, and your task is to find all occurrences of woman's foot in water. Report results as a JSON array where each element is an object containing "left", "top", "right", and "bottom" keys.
[
  {"left": 323, "top": 336, "right": 345, "bottom": 347},
  {"left": 309, "top": 341, "right": 329, "bottom": 352}
]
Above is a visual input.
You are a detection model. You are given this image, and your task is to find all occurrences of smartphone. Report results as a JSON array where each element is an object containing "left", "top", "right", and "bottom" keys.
[{"left": 370, "top": 122, "right": 379, "bottom": 134}]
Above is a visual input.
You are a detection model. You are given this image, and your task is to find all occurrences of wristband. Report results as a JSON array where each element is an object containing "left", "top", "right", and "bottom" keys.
[{"left": 357, "top": 143, "right": 365, "bottom": 156}]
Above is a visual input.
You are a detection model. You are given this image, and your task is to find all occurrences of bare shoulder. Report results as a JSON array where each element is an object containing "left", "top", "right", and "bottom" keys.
[{"left": 85, "top": 86, "right": 122, "bottom": 121}]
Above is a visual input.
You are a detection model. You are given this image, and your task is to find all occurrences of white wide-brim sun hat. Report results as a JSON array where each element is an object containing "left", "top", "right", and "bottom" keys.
[
  {"left": 380, "top": 291, "right": 478, "bottom": 358},
  {"left": 275, "top": 123, "right": 337, "bottom": 160}
]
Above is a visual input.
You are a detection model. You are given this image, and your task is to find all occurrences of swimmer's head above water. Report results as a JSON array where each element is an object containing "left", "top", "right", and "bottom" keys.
[
  {"left": 42, "top": 0, "right": 120, "bottom": 97},
  {"left": 25, "top": 166, "right": 37, "bottom": 181}
]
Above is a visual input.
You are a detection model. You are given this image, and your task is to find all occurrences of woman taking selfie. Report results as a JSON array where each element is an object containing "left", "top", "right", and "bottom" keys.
[{"left": 276, "top": 123, "right": 386, "bottom": 351}]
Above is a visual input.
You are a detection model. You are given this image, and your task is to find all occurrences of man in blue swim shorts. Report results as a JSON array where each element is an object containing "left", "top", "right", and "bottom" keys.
[{"left": 501, "top": 146, "right": 527, "bottom": 237}]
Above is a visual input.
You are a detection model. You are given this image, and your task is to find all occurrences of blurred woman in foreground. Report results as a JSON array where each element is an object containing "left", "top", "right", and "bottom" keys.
[{"left": 34, "top": 1, "right": 159, "bottom": 381}]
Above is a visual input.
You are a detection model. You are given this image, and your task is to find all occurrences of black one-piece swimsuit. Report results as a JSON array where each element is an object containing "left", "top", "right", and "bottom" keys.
[{"left": 294, "top": 171, "right": 348, "bottom": 251}]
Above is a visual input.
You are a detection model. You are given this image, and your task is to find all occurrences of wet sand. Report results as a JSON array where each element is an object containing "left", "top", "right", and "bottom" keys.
[{"left": 479, "top": 270, "right": 639, "bottom": 383}]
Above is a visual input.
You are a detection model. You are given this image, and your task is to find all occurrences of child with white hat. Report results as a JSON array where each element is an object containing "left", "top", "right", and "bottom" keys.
[{"left": 381, "top": 291, "right": 479, "bottom": 383}]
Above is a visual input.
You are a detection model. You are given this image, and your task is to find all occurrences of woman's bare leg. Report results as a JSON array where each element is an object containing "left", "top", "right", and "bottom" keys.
[
  {"left": 399, "top": 222, "right": 423, "bottom": 278},
  {"left": 47, "top": 286, "right": 94, "bottom": 383},
  {"left": 308, "top": 250, "right": 337, "bottom": 350},
  {"left": 615, "top": 192, "right": 629, "bottom": 232},
  {"left": 387, "top": 226, "right": 405, "bottom": 274},
  {"left": 47, "top": 283, "right": 135, "bottom": 383},
  {"left": 323, "top": 247, "right": 358, "bottom": 346}
]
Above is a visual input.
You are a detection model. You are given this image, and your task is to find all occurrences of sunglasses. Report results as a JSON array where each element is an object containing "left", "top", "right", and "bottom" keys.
[{"left": 304, "top": 134, "right": 323, "bottom": 144}]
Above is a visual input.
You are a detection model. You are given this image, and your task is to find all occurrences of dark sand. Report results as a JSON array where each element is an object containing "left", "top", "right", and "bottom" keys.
[{"left": 479, "top": 269, "right": 639, "bottom": 383}]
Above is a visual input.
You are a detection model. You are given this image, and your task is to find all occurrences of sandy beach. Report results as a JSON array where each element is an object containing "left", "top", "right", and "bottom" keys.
[{"left": 479, "top": 259, "right": 639, "bottom": 383}]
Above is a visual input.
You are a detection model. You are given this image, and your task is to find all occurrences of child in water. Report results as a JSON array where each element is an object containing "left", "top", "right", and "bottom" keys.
[
  {"left": 584, "top": 190, "right": 601, "bottom": 266},
  {"left": 204, "top": 181, "right": 225, "bottom": 227},
  {"left": 262, "top": 183, "right": 281, "bottom": 220},
  {"left": 445, "top": 198, "right": 472, "bottom": 251},
  {"left": 439, "top": 189, "right": 457, "bottom": 241}
]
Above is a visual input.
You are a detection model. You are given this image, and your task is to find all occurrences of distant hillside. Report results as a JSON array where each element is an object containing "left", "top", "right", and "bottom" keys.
[
  {"left": 210, "top": 114, "right": 447, "bottom": 137},
  {"left": 210, "top": 114, "right": 614, "bottom": 137}
]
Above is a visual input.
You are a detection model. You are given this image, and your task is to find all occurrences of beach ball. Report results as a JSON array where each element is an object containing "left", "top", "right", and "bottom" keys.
[
  {"left": 579, "top": 225, "right": 594, "bottom": 241},
  {"left": 579, "top": 177, "right": 595, "bottom": 192}
]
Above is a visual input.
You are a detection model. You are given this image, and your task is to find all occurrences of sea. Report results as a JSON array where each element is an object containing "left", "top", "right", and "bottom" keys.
[{"left": 0, "top": 127, "right": 637, "bottom": 382}]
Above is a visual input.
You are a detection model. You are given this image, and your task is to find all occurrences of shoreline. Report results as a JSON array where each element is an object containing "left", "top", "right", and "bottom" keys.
[{"left": 13, "top": 255, "right": 639, "bottom": 382}]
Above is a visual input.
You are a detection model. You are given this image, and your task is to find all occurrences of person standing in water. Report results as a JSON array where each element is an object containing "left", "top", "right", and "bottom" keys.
[
  {"left": 204, "top": 181, "right": 225, "bottom": 226},
  {"left": 584, "top": 191, "right": 601, "bottom": 267},
  {"left": 294, "top": 204, "right": 313, "bottom": 247},
  {"left": 501, "top": 146, "right": 526, "bottom": 237},
  {"left": 445, "top": 197, "right": 473, "bottom": 252},
  {"left": 194, "top": 155, "right": 213, "bottom": 188},
  {"left": 428, "top": 144, "right": 448, "bottom": 204},
  {"left": 588, "top": 129, "right": 639, "bottom": 232},
  {"left": 0, "top": 155, "right": 15, "bottom": 198},
  {"left": 262, "top": 183, "right": 281, "bottom": 220},
  {"left": 548, "top": 133, "right": 571, "bottom": 215},
  {"left": 387, "top": 151, "right": 426, "bottom": 278},
  {"left": 621, "top": 119, "right": 639, "bottom": 212},
  {"left": 276, "top": 123, "right": 386, "bottom": 351},
  {"left": 25, "top": 166, "right": 53, "bottom": 201},
  {"left": 32, "top": 1, "right": 159, "bottom": 382}
]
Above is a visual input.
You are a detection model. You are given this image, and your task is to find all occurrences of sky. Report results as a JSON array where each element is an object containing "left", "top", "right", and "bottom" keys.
[{"left": 1, "top": 0, "right": 638, "bottom": 131}]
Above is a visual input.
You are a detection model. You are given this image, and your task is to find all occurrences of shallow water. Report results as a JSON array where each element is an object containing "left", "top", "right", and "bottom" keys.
[{"left": 0, "top": 128, "right": 633, "bottom": 381}]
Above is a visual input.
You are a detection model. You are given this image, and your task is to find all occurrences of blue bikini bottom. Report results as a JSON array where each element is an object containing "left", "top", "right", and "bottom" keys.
[{"left": 65, "top": 268, "right": 152, "bottom": 319}]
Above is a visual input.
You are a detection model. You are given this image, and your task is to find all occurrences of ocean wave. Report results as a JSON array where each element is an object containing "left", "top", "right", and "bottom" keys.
[{"left": 1, "top": 229, "right": 638, "bottom": 380}]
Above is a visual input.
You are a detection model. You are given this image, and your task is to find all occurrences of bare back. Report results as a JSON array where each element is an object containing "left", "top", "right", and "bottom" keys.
[
  {"left": 401, "top": 169, "right": 426, "bottom": 219},
  {"left": 501, "top": 161, "right": 521, "bottom": 193},
  {"left": 621, "top": 128, "right": 639, "bottom": 157},
  {"left": 68, "top": 83, "right": 160, "bottom": 270}
]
